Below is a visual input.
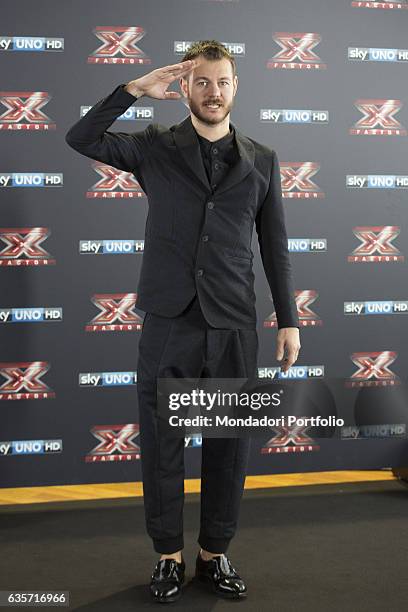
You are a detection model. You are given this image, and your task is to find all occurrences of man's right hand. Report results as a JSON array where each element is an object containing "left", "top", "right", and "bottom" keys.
[{"left": 124, "top": 60, "right": 197, "bottom": 99}]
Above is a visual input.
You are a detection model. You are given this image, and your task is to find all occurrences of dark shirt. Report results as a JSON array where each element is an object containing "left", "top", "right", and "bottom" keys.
[{"left": 195, "top": 126, "right": 239, "bottom": 191}]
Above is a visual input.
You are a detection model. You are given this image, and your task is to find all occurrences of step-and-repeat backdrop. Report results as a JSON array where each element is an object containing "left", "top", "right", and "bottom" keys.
[{"left": 1, "top": 0, "right": 408, "bottom": 488}]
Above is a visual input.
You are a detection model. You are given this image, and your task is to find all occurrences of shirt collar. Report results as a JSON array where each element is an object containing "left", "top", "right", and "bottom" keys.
[{"left": 195, "top": 125, "right": 235, "bottom": 152}]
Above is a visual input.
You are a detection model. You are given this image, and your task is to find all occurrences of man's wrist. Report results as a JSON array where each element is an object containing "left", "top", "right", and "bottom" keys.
[{"left": 124, "top": 82, "right": 144, "bottom": 98}]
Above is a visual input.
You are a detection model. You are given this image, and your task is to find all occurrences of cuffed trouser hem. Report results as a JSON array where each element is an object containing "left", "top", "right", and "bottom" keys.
[
  {"left": 152, "top": 535, "right": 184, "bottom": 554},
  {"left": 197, "top": 534, "right": 231, "bottom": 554}
]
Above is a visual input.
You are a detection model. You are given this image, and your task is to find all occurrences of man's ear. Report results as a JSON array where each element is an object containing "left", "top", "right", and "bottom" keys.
[{"left": 233, "top": 75, "right": 238, "bottom": 96}]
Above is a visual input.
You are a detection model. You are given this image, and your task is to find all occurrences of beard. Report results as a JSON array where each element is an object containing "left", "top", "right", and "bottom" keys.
[{"left": 187, "top": 97, "right": 234, "bottom": 126}]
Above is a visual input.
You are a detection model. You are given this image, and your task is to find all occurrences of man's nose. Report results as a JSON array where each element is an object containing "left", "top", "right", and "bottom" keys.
[{"left": 207, "top": 83, "right": 221, "bottom": 97}]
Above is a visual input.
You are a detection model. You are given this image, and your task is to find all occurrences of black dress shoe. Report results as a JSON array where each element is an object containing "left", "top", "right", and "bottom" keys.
[
  {"left": 195, "top": 551, "right": 247, "bottom": 599},
  {"left": 149, "top": 555, "right": 185, "bottom": 603}
]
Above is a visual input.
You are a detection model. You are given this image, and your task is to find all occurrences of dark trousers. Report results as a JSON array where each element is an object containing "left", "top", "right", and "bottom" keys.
[{"left": 136, "top": 294, "right": 259, "bottom": 554}]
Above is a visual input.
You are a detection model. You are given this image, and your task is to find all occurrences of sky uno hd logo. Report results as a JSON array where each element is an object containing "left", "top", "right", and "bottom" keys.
[
  {"left": 288, "top": 239, "right": 327, "bottom": 252},
  {"left": 351, "top": 1, "right": 408, "bottom": 9},
  {"left": 347, "top": 175, "right": 408, "bottom": 188},
  {"left": 341, "top": 424, "right": 406, "bottom": 439},
  {"left": 0, "top": 92, "right": 55, "bottom": 130},
  {"left": 80, "top": 104, "right": 153, "bottom": 122},
  {"left": 174, "top": 41, "right": 245, "bottom": 56},
  {"left": 0, "top": 439, "right": 62, "bottom": 456},
  {"left": 0, "top": 307, "right": 62, "bottom": 324},
  {"left": 184, "top": 436, "right": 202, "bottom": 448},
  {"left": 346, "top": 351, "right": 399, "bottom": 387},
  {"left": 86, "top": 162, "right": 146, "bottom": 199},
  {"left": 260, "top": 109, "right": 329, "bottom": 124},
  {"left": 88, "top": 26, "right": 151, "bottom": 64},
  {"left": 85, "top": 293, "right": 142, "bottom": 332},
  {"left": 85, "top": 424, "right": 141, "bottom": 462},
  {"left": 350, "top": 99, "right": 406, "bottom": 135},
  {"left": 0, "top": 361, "right": 55, "bottom": 400},
  {"left": 264, "top": 290, "right": 322, "bottom": 327},
  {"left": 267, "top": 32, "right": 326, "bottom": 69},
  {"left": 281, "top": 162, "right": 324, "bottom": 198},
  {"left": 258, "top": 365, "right": 325, "bottom": 379},
  {"left": 348, "top": 47, "right": 408, "bottom": 62},
  {"left": 0, "top": 36, "right": 64, "bottom": 52},
  {"left": 0, "top": 173, "right": 62, "bottom": 187},
  {"left": 0, "top": 227, "right": 56, "bottom": 266},
  {"left": 79, "top": 239, "right": 144, "bottom": 254},
  {"left": 344, "top": 300, "right": 408, "bottom": 315},
  {"left": 348, "top": 226, "right": 403, "bottom": 262},
  {"left": 79, "top": 371, "right": 137, "bottom": 387}
]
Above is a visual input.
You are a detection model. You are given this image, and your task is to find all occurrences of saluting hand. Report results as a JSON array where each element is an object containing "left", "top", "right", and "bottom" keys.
[{"left": 124, "top": 60, "right": 198, "bottom": 99}]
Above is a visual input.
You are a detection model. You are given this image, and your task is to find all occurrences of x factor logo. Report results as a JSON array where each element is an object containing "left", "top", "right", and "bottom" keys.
[
  {"left": 267, "top": 32, "right": 326, "bottom": 70},
  {"left": 351, "top": 1, "right": 408, "bottom": 9},
  {"left": 88, "top": 26, "right": 151, "bottom": 64},
  {"left": 350, "top": 99, "right": 406, "bottom": 135},
  {"left": 348, "top": 226, "right": 403, "bottom": 262},
  {"left": 281, "top": 162, "right": 324, "bottom": 199},
  {"left": 0, "top": 91, "right": 55, "bottom": 130},
  {"left": 347, "top": 351, "right": 399, "bottom": 387},
  {"left": 0, "top": 227, "right": 55, "bottom": 266},
  {"left": 264, "top": 290, "right": 321, "bottom": 328},
  {"left": 86, "top": 293, "right": 142, "bottom": 332},
  {"left": 86, "top": 162, "right": 146, "bottom": 198},
  {"left": 262, "top": 424, "right": 319, "bottom": 453},
  {"left": 85, "top": 424, "right": 140, "bottom": 462},
  {"left": 0, "top": 361, "right": 55, "bottom": 400}
]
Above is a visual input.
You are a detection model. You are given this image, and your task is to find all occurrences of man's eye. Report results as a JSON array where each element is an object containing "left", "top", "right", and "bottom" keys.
[{"left": 197, "top": 81, "right": 229, "bottom": 86}]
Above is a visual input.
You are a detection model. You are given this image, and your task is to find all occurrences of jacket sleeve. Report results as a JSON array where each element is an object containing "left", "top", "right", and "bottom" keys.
[
  {"left": 65, "top": 83, "right": 156, "bottom": 173},
  {"left": 255, "top": 149, "right": 299, "bottom": 330}
]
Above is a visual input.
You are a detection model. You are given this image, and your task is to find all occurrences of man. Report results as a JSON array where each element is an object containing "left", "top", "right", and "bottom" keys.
[{"left": 65, "top": 40, "right": 301, "bottom": 603}]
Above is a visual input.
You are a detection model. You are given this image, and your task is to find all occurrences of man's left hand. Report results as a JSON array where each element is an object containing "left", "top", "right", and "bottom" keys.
[{"left": 276, "top": 327, "right": 301, "bottom": 372}]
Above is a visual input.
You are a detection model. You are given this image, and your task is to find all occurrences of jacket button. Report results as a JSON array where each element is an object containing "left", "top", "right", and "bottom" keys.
[
  {"left": 207, "top": 201, "right": 214, "bottom": 209},
  {"left": 197, "top": 269, "right": 204, "bottom": 277},
  {"left": 202, "top": 235, "right": 209, "bottom": 242}
]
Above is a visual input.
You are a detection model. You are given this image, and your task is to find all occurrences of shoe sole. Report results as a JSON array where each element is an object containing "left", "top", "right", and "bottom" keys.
[{"left": 194, "top": 573, "right": 248, "bottom": 599}]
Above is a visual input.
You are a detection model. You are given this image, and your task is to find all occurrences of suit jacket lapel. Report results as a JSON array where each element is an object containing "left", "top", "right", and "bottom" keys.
[
  {"left": 173, "top": 115, "right": 211, "bottom": 193},
  {"left": 216, "top": 126, "right": 255, "bottom": 196},
  {"left": 172, "top": 115, "right": 255, "bottom": 196}
]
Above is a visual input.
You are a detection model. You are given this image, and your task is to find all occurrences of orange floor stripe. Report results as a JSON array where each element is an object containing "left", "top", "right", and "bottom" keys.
[{"left": 0, "top": 470, "right": 396, "bottom": 506}]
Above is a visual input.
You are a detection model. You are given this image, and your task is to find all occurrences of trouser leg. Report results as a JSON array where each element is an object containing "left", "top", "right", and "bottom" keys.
[
  {"left": 137, "top": 296, "right": 258, "bottom": 555},
  {"left": 198, "top": 327, "right": 259, "bottom": 554},
  {"left": 136, "top": 300, "right": 207, "bottom": 553}
]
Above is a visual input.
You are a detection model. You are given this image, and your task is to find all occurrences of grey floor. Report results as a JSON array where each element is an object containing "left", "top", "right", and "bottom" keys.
[{"left": 1, "top": 480, "right": 407, "bottom": 611}]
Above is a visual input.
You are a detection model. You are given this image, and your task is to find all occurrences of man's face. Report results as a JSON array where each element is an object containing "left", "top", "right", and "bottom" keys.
[{"left": 180, "top": 57, "right": 238, "bottom": 126}]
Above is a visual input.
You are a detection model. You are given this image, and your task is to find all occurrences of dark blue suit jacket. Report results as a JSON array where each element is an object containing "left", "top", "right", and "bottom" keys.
[{"left": 65, "top": 83, "right": 299, "bottom": 330}]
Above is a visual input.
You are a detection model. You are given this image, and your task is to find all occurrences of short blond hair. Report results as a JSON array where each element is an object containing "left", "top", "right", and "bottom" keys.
[{"left": 181, "top": 40, "right": 236, "bottom": 78}]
